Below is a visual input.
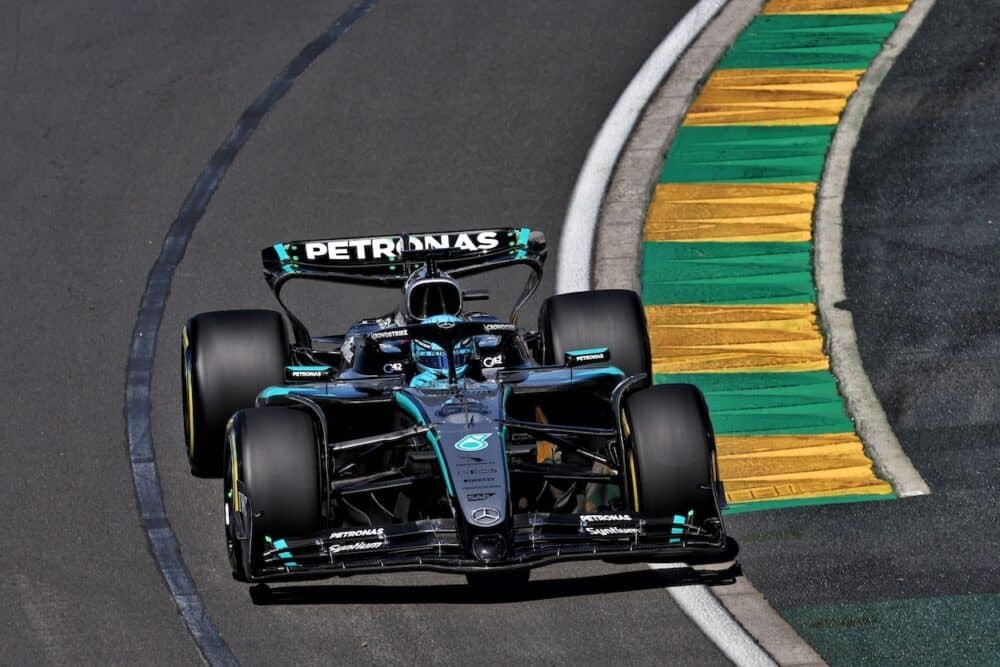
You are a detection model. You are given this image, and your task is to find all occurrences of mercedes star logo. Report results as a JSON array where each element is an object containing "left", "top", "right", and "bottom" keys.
[{"left": 471, "top": 507, "right": 501, "bottom": 525}]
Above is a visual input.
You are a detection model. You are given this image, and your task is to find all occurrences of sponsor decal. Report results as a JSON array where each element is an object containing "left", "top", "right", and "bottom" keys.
[
  {"left": 327, "top": 527, "right": 386, "bottom": 556},
  {"left": 466, "top": 492, "right": 496, "bottom": 501},
  {"left": 471, "top": 507, "right": 502, "bottom": 526},
  {"left": 481, "top": 354, "right": 504, "bottom": 368},
  {"left": 383, "top": 362, "right": 404, "bottom": 374},
  {"left": 574, "top": 353, "right": 607, "bottom": 362},
  {"left": 463, "top": 467, "right": 498, "bottom": 475},
  {"left": 483, "top": 323, "right": 516, "bottom": 334},
  {"left": 328, "top": 528, "right": 385, "bottom": 540},
  {"left": 455, "top": 433, "right": 491, "bottom": 452},
  {"left": 435, "top": 320, "right": 456, "bottom": 329},
  {"left": 464, "top": 477, "right": 496, "bottom": 484},
  {"left": 328, "top": 541, "right": 384, "bottom": 555},
  {"left": 585, "top": 526, "right": 640, "bottom": 537},
  {"left": 371, "top": 328, "right": 408, "bottom": 341},
  {"left": 303, "top": 232, "right": 500, "bottom": 261},
  {"left": 580, "top": 514, "right": 633, "bottom": 525},
  {"left": 291, "top": 370, "right": 326, "bottom": 378}
]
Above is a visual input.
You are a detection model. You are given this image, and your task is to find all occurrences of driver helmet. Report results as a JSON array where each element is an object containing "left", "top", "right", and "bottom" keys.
[{"left": 410, "top": 314, "right": 473, "bottom": 378}]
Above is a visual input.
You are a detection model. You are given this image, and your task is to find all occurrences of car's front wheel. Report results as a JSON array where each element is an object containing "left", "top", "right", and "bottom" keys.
[
  {"left": 623, "top": 383, "right": 720, "bottom": 523},
  {"left": 225, "top": 407, "right": 321, "bottom": 581}
]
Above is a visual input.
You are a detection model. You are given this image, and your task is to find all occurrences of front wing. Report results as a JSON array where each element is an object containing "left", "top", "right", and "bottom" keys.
[{"left": 251, "top": 513, "right": 738, "bottom": 582}]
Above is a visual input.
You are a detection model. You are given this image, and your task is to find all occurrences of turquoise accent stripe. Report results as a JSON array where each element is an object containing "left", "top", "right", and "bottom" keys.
[
  {"left": 394, "top": 392, "right": 455, "bottom": 497},
  {"left": 272, "top": 539, "right": 288, "bottom": 550},
  {"left": 670, "top": 513, "right": 685, "bottom": 544},
  {"left": 272, "top": 243, "right": 295, "bottom": 273},
  {"left": 515, "top": 227, "right": 531, "bottom": 259},
  {"left": 286, "top": 366, "right": 331, "bottom": 372},
  {"left": 567, "top": 347, "right": 610, "bottom": 356},
  {"left": 258, "top": 386, "right": 322, "bottom": 400},
  {"left": 277, "top": 551, "right": 293, "bottom": 559}
]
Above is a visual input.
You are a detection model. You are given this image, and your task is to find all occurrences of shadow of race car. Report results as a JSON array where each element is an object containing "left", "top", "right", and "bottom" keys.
[{"left": 180, "top": 228, "right": 738, "bottom": 586}]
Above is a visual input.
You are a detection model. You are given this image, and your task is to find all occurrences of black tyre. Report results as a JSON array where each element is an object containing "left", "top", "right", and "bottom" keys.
[
  {"left": 225, "top": 407, "right": 321, "bottom": 581},
  {"left": 538, "top": 289, "right": 652, "bottom": 381},
  {"left": 182, "top": 309, "right": 287, "bottom": 477},
  {"left": 623, "top": 384, "right": 718, "bottom": 522}
]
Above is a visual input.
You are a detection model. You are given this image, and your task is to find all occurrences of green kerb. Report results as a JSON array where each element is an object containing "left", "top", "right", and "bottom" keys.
[
  {"left": 661, "top": 125, "right": 835, "bottom": 183},
  {"left": 719, "top": 13, "right": 905, "bottom": 70},
  {"left": 724, "top": 493, "right": 894, "bottom": 515},
  {"left": 642, "top": 241, "right": 815, "bottom": 305},
  {"left": 655, "top": 371, "right": 855, "bottom": 435}
]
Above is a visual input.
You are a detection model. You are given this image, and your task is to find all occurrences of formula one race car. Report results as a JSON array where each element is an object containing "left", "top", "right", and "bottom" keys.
[{"left": 181, "top": 228, "right": 737, "bottom": 586}]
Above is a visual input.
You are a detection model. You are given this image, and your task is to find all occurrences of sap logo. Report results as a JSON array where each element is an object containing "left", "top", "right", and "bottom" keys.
[{"left": 304, "top": 232, "right": 500, "bottom": 261}]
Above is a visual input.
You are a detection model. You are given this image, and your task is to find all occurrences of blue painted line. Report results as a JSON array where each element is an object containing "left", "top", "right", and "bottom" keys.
[{"left": 122, "top": 2, "right": 378, "bottom": 664}]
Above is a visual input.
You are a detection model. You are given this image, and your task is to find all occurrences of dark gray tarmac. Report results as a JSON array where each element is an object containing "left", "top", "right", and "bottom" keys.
[
  {"left": 3, "top": 2, "right": 738, "bottom": 664},
  {"left": 727, "top": 0, "right": 1000, "bottom": 661}
]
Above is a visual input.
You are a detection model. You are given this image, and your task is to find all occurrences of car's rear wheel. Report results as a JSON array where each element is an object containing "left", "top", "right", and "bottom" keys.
[
  {"left": 538, "top": 289, "right": 652, "bottom": 382},
  {"left": 623, "top": 383, "right": 719, "bottom": 523},
  {"left": 225, "top": 407, "right": 321, "bottom": 581},
  {"left": 182, "top": 309, "right": 287, "bottom": 477}
]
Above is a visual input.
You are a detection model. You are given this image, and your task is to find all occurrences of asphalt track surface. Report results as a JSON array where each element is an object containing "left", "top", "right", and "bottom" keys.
[
  {"left": 1, "top": 2, "right": 751, "bottom": 665},
  {"left": 727, "top": 1, "right": 1000, "bottom": 663}
]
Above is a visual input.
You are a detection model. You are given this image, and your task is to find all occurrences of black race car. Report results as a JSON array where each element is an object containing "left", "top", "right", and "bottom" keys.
[{"left": 181, "top": 228, "right": 737, "bottom": 586}]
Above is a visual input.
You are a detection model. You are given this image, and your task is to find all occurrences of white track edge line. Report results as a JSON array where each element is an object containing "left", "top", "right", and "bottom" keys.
[
  {"left": 652, "top": 565, "right": 777, "bottom": 667},
  {"left": 554, "top": 0, "right": 727, "bottom": 295},
  {"left": 556, "top": 2, "right": 782, "bottom": 665},
  {"left": 814, "top": 0, "right": 936, "bottom": 498}
]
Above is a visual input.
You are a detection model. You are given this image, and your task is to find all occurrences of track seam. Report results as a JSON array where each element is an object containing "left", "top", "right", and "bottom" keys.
[{"left": 122, "top": 3, "right": 377, "bottom": 664}]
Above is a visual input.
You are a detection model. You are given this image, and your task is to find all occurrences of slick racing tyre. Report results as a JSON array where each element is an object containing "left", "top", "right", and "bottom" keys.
[
  {"left": 225, "top": 407, "right": 321, "bottom": 582},
  {"left": 182, "top": 309, "right": 287, "bottom": 477},
  {"left": 623, "top": 383, "right": 719, "bottom": 523},
  {"left": 538, "top": 289, "right": 652, "bottom": 383}
]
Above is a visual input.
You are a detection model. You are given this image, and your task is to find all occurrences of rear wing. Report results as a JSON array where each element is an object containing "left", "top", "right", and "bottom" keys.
[
  {"left": 262, "top": 228, "right": 545, "bottom": 288},
  {"left": 260, "top": 228, "right": 546, "bottom": 345}
]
